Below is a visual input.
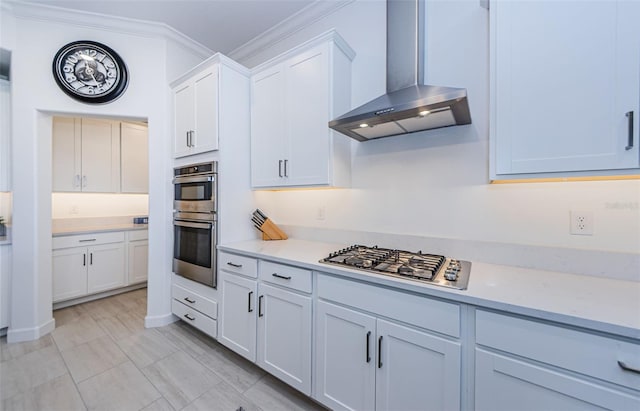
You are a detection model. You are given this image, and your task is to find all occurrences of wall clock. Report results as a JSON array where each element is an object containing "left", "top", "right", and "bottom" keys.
[{"left": 52, "top": 40, "right": 128, "bottom": 104}]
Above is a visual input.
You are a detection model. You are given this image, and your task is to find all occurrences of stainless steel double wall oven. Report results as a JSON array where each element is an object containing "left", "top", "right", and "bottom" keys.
[{"left": 173, "top": 161, "right": 218, "bottom": 287}]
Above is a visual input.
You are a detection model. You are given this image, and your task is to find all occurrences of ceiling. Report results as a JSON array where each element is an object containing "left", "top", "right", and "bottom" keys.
[{"left": 21, "top": 0, "right": 319, "bottom": 53}]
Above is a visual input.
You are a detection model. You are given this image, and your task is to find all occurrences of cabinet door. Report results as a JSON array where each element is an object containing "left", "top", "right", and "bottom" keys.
[
  {"left": 376, "top": 319, "right": 461, "bottom": 411},
  {"left": 52, "top": 247, "right": 88, "bottom": 302},
  {"left": 218, "top": 272, "right": 258, "bottom": 362},
  {"left": 251, "top": 65, "right": 287, "bottom": 187},
  {"left": 257, "top": 283, "right": 312, "bottom": 395},
  {"left": 127, "top": 240, "right": 148, "bottom": 284},
  {"left": 87, "top": 242, "right": 126, "bottom": 294},
  {"left": 120, "top": 122, "right": 148, "bottom": 193},
  {"left": 315, "top": 300, "right": 376, "bottom": 411},
  {"left": 475, "top": 348, "right": 640, "bottom": 411},
  {"left": 174, "top": 81, "right": 194, "bottom": 158},
  {"left": 192, "top": 68, "right": 219, "bottom": 153},
  {"left": 492, "top": 0, "right": 640, "bottom": 176},
  {"left": 52, "top": 117, "right": 81, "bottom": 192},
  {"left": 0, "top": 81, "right": 10, "bottom": 191},
  {"left": 285, "top": 45, "right": 331, "bottom": 186},
  {"left": 81, "top": 118, "right": 120, "bottom": 192}
]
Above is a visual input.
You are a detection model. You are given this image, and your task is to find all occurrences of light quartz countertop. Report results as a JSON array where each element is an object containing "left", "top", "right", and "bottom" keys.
[
  {"left": 219, "top": 238, "right": 640, "bottom": 340},
  {"left": 52, "top": 223, "right": 148, "bottom": 236}
]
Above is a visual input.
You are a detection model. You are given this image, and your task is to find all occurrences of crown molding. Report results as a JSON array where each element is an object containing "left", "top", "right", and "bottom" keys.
[
  {"left": 228, "top": 0, "right": 355, "bottom": 65},
  {"left": 4, "top": 1, "right": 212, "bottom": 60}
]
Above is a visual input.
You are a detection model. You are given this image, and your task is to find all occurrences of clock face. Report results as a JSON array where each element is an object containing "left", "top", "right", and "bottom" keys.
[{"left": 52, "top": 41, "right": 128, "bottom": 104}]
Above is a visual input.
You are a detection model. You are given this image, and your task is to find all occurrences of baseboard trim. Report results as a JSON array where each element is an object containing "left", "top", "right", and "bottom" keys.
[
  {"left": 7, "top": 317, "right": 56, "bottom": 343},
  {"left": 145, "top": 313, "right": 177, "bottom": 328},
  {"left": 52, "top": 283, "right": 147, "bottom": 310}
]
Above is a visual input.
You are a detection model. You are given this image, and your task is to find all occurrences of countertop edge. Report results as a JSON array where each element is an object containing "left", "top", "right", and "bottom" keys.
[{"left": 218, "top": 240, "right": 640, "bottom": 341}]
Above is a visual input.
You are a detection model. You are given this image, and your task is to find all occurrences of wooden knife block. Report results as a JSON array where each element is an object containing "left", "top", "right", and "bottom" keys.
[{"left": 260, "top": 218, "right": 288, "bottom": 241}]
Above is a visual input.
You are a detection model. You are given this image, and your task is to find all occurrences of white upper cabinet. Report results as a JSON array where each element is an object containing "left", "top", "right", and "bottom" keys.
[
  {"left": 120, "top": 121, "right": 149, "bottom": 193},
  {"left": 490, "top": 0, "right": 640, "bottom": 179},
  {"left": 251, "top": 30, "right": 355, "bottom": 189},
  {"left": 52, "top": 117, "right": 121, "bottom": 192},
  {"left": 172, "top": 63, "right": 224, "bottom": 158}
]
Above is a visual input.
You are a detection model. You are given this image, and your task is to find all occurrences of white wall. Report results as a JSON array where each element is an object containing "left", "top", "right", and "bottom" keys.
[
  {"left": 240, "top": 0, "right": 640, "bottom": 259},
  {"left": 3, "top": 5, "right": 207, "bottom": 341}
]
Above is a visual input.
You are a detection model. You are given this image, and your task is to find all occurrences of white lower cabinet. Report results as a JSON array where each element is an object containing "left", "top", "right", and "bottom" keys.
[
  {"left": 127, "top": 231, "right": 148, "bottom": 284},
  {"left": 315, "top": 300, "right": 461, "bottom": 411},
  {"left": 218, "top": 271, "right": 258, "bottom": 360},
  {"left": 218, "top": 253, "right": 313, "bottom": 395},
  {"left": 257, "top": 282, "right": 312, "bottom": 395},
  {"left": 314, "top": 274, "right": 462, "bottom": 411},
  {"left": 52, "top": 230, "right": 147, "bottom": 303},
  {"left": 475, "top": 310, "right": 640, "bottom": 410},
  {"left": 171, "top": 282, "right": 218, "bottom": 338}
]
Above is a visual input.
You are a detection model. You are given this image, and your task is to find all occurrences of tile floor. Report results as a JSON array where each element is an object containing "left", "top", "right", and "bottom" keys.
[{"left": 0, "top": 289, "right": 327, "bottom": 411}]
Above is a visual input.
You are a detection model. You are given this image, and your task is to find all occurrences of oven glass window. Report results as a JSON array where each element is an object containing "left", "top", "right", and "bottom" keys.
[
  {"left": 174, "top": 224, "right": 212, "bottom": 268},
  {"left": 175, "top": 181, "right": 213, "bottom": 201}
]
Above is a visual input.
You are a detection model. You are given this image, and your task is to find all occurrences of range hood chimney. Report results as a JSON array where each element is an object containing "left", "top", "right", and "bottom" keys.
[{"left": 329, "top": 0, "right": 471, "bottom": 142}]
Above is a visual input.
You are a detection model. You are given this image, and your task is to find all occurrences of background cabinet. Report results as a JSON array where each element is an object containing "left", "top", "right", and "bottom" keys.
[
  {"left": 127, "top": 230, "right": 148, "bottom": 284},
  {"left": 173, "top": 66, "right": 219, "bottom": 157},
  {"left": 52, "top": 117, "right": 121, "bottom": 192},
  {"left": 120, "top": 122, "right": 149, "bottom": 193},
  {"left": 490, "top": 0, "right": 640, "bottom": 179},
  {"left": 251, "top": 30, "right": 354, "bottom": 188}
]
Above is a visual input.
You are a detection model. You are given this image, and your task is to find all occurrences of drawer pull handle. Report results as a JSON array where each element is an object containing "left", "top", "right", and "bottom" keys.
[
  {"left": 79, "top": 239, "right": 97, "bottom": 242},
  {"left": 248, "top": 291, "right": 253, "bottom": 312},
  {"left": 258, "top": 295, "right": 264, "bottom": 317},
  {"left": 618, "top": 360, "right": 640, "bottom": 374},
  {"left": 184, "top": 313, "right": 195, "bottom": 321},
  {"left": 272, "top": 273, "right": 292, "bottom": 280},
  {"left": 378, "top": 336, "right": 383, "bottom": 368},
  {"left": 626, "top": 111, "right": 634, "bottom": 150},
  {"left": 183, "top": 297, "right": 195, "bottom": 304},
  {"left": 227, "top": 262, "right": 243, "bottom": 268},
  {"left": 366, "top": 331, "right": 371, "bottom": 363},
  {"left": 83, "top": 254, "right": 86, "bottom": 266}
]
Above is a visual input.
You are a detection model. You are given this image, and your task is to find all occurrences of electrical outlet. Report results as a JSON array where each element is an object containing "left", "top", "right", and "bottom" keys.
[
  {"left": 70, "top": 205, "right": 79, "bottom": 215},
  {"left": 316, "top": 206, "right": 326, "bottom": 221},
  {"left": 570, "top": 211, "right": 594, "bottom": 235}
]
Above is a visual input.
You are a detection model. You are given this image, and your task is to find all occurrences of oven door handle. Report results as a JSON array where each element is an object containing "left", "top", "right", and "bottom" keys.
[
  {"left": 173, "top": 220, "right": 212, "bottom": 230},
  {"left": 172, "top": 175, "right": 214, "bottom": 184}
]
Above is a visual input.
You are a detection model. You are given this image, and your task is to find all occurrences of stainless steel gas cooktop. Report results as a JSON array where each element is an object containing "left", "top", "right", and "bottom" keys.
[{"left": 320, "top": 245, "right": 471, "bottom": 290}]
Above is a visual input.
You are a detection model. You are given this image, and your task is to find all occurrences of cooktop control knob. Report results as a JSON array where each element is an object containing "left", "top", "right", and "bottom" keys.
[{"left": 444, "top": 270, "right": 458, "bottom": 281}]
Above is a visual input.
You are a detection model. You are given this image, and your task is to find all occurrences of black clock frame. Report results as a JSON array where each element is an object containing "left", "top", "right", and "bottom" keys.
[{"left": 52, "top": 40, "right": 129, "bottom": 104}]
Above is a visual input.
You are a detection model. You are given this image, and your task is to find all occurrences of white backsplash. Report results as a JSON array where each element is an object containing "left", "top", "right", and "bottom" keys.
[{"left": 52, "top": 193, "right": 148, "bottom": 219}]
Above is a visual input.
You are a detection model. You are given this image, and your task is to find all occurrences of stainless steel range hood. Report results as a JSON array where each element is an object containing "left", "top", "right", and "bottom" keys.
[{"left": 329, "top": 0, "right": 471, "bottom": 142}]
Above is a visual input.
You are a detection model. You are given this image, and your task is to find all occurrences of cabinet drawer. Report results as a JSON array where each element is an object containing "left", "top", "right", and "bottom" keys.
[
  {"left": 172, "top": 284, "right": 217, "bottom": 319},
  {"left": 127, "top": 230, "right": 148, "bottom": 242},
  {"left": 476, "top": 310, "right": 640, "bottom": 391},
  {"left": 259, "top": 260, "right": 312, "bottom": 293},
  {"left": 317, "top": 274, "right": 460, "bottom": 338},
  {"left": 172, "top": 299, "right": 217, "bottom": 339},
  {"left": 53, "top": 231, "right": 125, "bottom": 250},
  {"left": 219, "top": 251, "right": 258, "bottom": 278}
]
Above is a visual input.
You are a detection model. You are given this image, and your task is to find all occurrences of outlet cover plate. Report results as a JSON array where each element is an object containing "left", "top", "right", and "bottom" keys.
[{"left": 570, "top": 211, "right": 594, "bottom": 235}]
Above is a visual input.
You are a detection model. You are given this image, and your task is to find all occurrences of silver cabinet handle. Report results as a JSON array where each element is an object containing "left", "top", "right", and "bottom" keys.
[
  {"left": 278, "top": 160, "right": 283, "bottom": 177},
  {"left": 184, "top": 313, "right": 195, "bottom": 321},
  {"left": 79, "top": 239, "right": 97, "bottom": 242},
  {"left": 82, "top": 175, "right": 87, "bottom": 188},
  {"left": 186, "top": 131, "right": 190, "bottom": 147},
  {"left": 272, "top": 273, "right": 291, "bottom": 280},
  {"left": 227, "top": 262, "right": 242, "bottom": 268},
  {"left": 618, "top": 360, "right": 640, "bottom": 374},
  {"left": 626, "top": 111, "right": 634, "bottom": 150},
  {"left": 183, "top": 297, "right": 195, "bottom": 304},
  {"left": 74, "top": 174, "right": 81, "bottom": 188},
  {"left": 284, "top": 159, "right": 288, "bottom": 177}
]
